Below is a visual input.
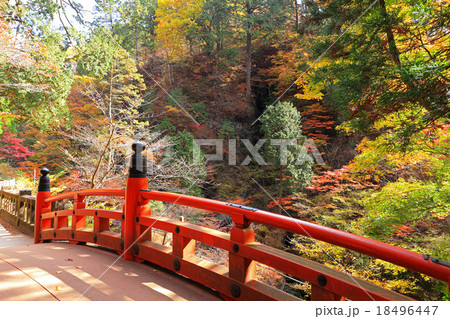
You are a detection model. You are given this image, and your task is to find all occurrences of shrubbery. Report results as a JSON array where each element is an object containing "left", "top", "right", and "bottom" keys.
[{"left": 363, "top": 179, "right": 449, "bottom": 237}]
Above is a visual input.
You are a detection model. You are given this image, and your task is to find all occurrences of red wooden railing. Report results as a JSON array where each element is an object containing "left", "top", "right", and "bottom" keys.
[{"left": 34, "top": 142, "right": 450, "bottom": 301}]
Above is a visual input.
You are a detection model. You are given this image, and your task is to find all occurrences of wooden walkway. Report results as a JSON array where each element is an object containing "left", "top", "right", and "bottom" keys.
[
  {"left": 0, "top": 216, "right": 33, "bottom": 248},
  {"left": 0, "top": 242, "right": 222, "bottom": 301},
  {"left": 0, "top": 218, "right": 221, "bottom": 301}
]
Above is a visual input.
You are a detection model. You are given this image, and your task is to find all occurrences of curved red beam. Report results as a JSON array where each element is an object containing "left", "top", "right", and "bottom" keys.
[
  {"left": 139, "top": 190, "right": 450, "bottom": 285},
  {"left": 44, "top": 188, "right": 125, "bottom": 203}
]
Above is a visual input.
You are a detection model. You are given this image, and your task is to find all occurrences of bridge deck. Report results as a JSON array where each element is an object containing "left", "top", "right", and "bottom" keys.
[
  {"left": 0, "top": 242, "right": 222, "bottom": 301},
  {"left": 0, "top": 216, "right": 34, "bottom": 248}
]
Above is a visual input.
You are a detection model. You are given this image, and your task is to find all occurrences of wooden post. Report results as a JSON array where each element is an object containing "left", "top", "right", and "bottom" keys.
[
  {"left": 124, "top": 142, "right": 148, "bottom": 261},
  {"left": 18, "top": 190, "right": 31, "bottom": 224},
  {"left": 72, "top": 194, "right": 86, "bottom": 230},
  {"left": 34, "top": 168, "right": 51, "bottom": 244},
  {"left": 14, "top": 192, "right": 20, "bottom": 221},
  {"left": 229, "top": 214, "right": 256, "bottom": 286},
  {"left": 172, "top": 229, "right": 196, "bottom": 260},
  {"left": 135, "top": 201, "right": 152, "bottom": 246}
]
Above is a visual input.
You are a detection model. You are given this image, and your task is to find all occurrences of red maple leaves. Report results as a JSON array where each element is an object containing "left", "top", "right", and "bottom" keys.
[{"left": 0, "top": 128, "right": 33, "bottom": 162}]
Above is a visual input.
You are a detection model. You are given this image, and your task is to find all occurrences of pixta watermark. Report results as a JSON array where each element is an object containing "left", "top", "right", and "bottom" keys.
[
  {"left": 192, "top": 138, "right": 325, "bottom": 166},
  {"left": 129, "top": 137, "right": 325, "bottom": 176}
]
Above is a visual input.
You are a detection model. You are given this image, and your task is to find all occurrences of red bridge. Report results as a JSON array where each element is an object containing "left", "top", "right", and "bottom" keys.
[{"left": 0, "top": 142, "right": 449, "bottom": 301}]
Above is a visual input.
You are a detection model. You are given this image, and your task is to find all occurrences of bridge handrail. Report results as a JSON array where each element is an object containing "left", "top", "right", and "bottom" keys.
[
  {"left": 44, "top": 188, "right": 125, "bottom": 203},
  {"left": 33, "top": 143, "right": 450, "bottom": 300},
  {"left": 0, "top": 189, "right": 35, "bottom": 233},
  {"left": 139, "top": 190, "right": 450, "bottom": 284}
]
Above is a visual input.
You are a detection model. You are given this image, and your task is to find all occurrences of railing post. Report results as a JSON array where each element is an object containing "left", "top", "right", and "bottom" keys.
[
  {"left": 124, "top": 142, "right": 148, "bottom": 261},
  {"left": 172, "top": 226, "right": 196, "bottom": 261},
  {"left": 135, "top": 195, "right": 152, "bottom": 248},
  {"left": 17, "top": 190, "right": 30, "bottom": 225},
  {"left": 34, "top": 168, "right": 51, "bottom": 244},
  {"left": 14, "top": 192, "right": 19, "bottom": 220},
  {"left": 71, "top": 194, "right": 86, "bottom": 238},
  {"left": 229, "top": 214, "right": 256, "bottom": 289}
]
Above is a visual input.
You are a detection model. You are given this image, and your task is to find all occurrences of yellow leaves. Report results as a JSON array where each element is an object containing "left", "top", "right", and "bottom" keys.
[
  {"left": 294, "top": 78, "right": 325, "bottom": 101},
  {"left": 75, "top": 75, "right": 97, "bottom": 85},
  {"left": 155, "top": 0, "right": 205, "bottom": 58},
  {"left": 164, "top": 105, "right": 181, "bottom": 113},
  {"left": 336, "top": 121, "right": 358, "bottom": 134},
  {"left": 0, "top": 113, "right": 24, "bottom": 122}
]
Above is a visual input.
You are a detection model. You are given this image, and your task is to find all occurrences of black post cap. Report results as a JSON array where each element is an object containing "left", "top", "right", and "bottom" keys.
[
  {"left": 129, "top": 141, "right": 147, "bottom": 178},
  {"left": 38, "top": 168, "right": 50, "bottom": 192}
]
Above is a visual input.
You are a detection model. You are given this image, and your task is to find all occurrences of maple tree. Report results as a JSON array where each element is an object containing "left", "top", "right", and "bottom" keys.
[
  {"left": 0, "top": 128, "right": 33, "bottom": 163},
  {"left": 63, "top": 28, "right": 148, "bottom": 188}
]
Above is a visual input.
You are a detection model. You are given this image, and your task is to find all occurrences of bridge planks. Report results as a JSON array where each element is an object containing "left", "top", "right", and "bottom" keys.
[
  {"left": 135, "top": 240, "right": 300, "bottom": 301},
  {"left": 0, "top": 242, "right": 221, "bottom": 301}
]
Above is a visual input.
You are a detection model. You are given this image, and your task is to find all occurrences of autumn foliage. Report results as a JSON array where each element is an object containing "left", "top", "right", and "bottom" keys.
[{"left": 0, "top": 128, "right": 33, "bottom": 162}]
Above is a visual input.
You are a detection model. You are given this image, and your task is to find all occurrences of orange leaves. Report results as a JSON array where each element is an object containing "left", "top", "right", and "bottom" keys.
[
  {"left": 267, "top": 197, "right": 293, "bottom": 209},
  {"left": 302, "top": 103, "right": 335, "bottom": 140},
  {"left": 228, "top": 196, "right": 254, "bottom": 206},
  {"left": 164, "top": 105, "right": 181, "bottom": 113},
  {"left": 67, "top": 81, "right": 104, "bottom": 126},
  {"left": 394, "top": 225, "right": 414, "bottom": 237},
  {"left": 306, "top": 166, "right": 379, "bottom": 194}
]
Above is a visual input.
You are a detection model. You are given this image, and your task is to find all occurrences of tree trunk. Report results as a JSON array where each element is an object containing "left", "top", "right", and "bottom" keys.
[
  {"left": 246, "top": 30, "right": 252, "bottom": 102},
  {"left": 294, "top": 0, "right": 299, "bottom": 31},
  {"left": 378, "top": 0, "right": 401, "bottom": 66},
  {"left": 135, "top": 24, "right": 139, "bottom": 65},
  {"left": 245, "top": 1, "right": 252, "bottom": 103},
  {"left": 109, "top": 8, "right": 114, "bottom": 34},
  {"left": 215, "top": 40, "right": 221, "bottom": 78},
  {"left": 277, "top": 166, "right": 284, "bottom": 214}
]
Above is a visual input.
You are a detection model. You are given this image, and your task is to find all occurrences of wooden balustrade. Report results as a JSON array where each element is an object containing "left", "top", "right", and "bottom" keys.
[{"left": 0, "top": 189, "right": 35, "bottom": 234}]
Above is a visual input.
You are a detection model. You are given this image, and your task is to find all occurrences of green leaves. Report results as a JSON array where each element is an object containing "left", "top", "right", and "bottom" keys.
[
  {"left": 363, "top": 178, "right": 449, "bottom": 237},
  {"left": 260, "top": 101, "right": 313, "bottom": 190},
  {"left": 76, "top": 28, "right": 146, "bottom": 111},
  {"left": 0, "top": 17, "right": 73, "bottom": 130}
]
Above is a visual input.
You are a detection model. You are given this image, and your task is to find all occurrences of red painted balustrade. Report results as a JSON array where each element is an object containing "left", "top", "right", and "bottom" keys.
[{"left": 33, "top": 143, "right": 450, "bottom": 301}]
